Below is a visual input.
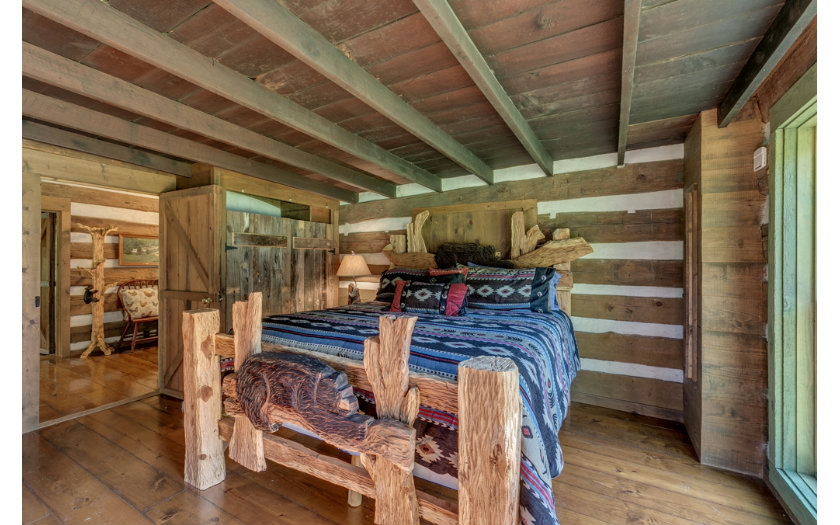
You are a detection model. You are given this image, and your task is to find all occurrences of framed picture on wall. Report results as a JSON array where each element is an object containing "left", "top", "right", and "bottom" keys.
[{"left": 118, "top": 234, "right": 159, "bottom": 266}]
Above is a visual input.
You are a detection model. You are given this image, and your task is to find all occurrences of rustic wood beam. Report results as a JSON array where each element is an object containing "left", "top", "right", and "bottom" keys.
[
  {"left": 411, "top": 0, "right": 553, "bottom": 176},
  {"left": 22, "top": 120, "right": 192, "bottom": 178},
  {"left": 718, "top": 0, "right": 816, "bottom": 127},
  {"left": 23, "top": 43, "right": 396, "bottom": 198},
  {"left": 213, "top": 0, "right": 495, "bottom": 185},
  {"left": 22, "top": 0, "right": 442, "bottom": 193},
  {"left": 22, "top": 90, "right": 358, "bottom": 203},
  {"left": 617, "top": 0, "right": 642, "bottom": 166}
]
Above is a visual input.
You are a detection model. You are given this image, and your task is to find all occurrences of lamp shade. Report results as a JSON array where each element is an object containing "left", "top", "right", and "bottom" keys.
[{"left": 336, "top": 254, "right": 371, "bottom": 278}]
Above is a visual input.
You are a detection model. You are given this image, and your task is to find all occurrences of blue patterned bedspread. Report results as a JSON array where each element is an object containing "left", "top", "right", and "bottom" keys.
[{"left": 261, "top": 302, "right": 580, "bottom": 525}]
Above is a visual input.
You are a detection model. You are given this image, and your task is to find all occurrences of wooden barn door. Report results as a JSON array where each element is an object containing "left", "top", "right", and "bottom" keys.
[
  {"left": 225, "top": 211, "right": 330, "bottom": 329},
  {"left": 158, "top": 185, "right": 225, "bottom": 397}
]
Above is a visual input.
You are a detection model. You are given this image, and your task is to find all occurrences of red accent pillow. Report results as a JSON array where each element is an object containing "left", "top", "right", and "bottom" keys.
[
  {"left": 389, "top": 279, "right": 408, "bottom": 312},
  {"left": 429, "top": 267, "right": 468, "bottom": 277},
  {"left": 445, "top": 283, "right": 468, "bottom": 316}
]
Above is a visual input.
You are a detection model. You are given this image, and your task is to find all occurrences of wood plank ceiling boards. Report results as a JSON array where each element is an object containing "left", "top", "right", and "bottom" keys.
[
  {"left": 23, "top": 0, "right": 443, "bottom": 193},
  {"left": 21, "top": 0, "right": 788, "bottom": 201},
  {"left": 412, "top": 0, "right": 553, "bottom": 176},
  {"left": 213, "top": 0, "right": 495, "bottom": 184},
  {"left": 22, "top": 42, "right": 396, "bottom": 197},
  {"left": 717, "top": 0, "right": 816, "bottom": 127}
]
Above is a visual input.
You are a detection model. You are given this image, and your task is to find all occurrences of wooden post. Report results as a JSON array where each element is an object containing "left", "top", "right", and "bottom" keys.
[
  {"left": 183, "top": 308, "right": 226, "bottom": 490},
  {"left": 348, "top": 455, "right": 364, "bottom": 507},
  {"left": 457, "top": 356, "right": 521, "bottom": 525},
  {"left": 80, "top": 225, "right": 119, "bottom": 358},
  {"left": 360, "top": 315, "right": 420, "bottom": 525},
  {"left": 228, "top": 292, "right": 267, "bottom": 472},
  {"left": 510, "top": 210, "right": 525, "bottom": 258}
]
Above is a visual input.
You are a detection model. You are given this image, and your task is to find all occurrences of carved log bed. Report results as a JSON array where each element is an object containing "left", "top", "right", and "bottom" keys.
[
  {"left": 183, "top": 293, "right": 521, "bottom": 525},
  {"left": 182, "top": 209, "right": 591, "bottom": 525}
]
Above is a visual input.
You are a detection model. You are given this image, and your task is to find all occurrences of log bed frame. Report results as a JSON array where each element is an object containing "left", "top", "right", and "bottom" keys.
[{"left": 183, "top": 291, "right": 522, "bottom": 525}]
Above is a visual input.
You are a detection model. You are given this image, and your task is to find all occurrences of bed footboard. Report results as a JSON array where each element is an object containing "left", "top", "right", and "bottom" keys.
[{"left": 182, "top": 292, "right": 522, "bottom": 525}]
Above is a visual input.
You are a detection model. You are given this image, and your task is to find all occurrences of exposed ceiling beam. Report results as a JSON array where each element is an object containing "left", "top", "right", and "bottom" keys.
[
  {"left": 22, "top": 120, "right": 194, "bottom": 178},
  {"left": 23, "top": 42, "right": 395, "bottom": 198},
  {"left": 22, "top": 90, "right": 359, "bottom": 203},
  {"left": 411, "top": 0, "right": 553, "bottom": 177},
  {"left": 617, "top": 0, "right": 642, "bottom": 166},
  {"left": 718, "top": 0, "right": 816, "bottom": 127},
  {"left": 213, "top": 0, "right": 495, "bottom": 185},
  {"left": 22, "top": 0, "right": 441, "bottom": 193}
]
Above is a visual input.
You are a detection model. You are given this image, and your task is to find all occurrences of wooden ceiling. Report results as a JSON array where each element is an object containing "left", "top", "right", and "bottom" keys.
[{"left": 21, "top": 0, "right": 813, "bottom": 202}]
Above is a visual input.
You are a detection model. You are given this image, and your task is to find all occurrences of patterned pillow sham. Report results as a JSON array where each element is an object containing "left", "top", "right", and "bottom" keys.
[
  {"left": 375, "top": 268, "right": 429, "bottom": 302},
  {"left": 375, "top": 268, "right": 465, "bottom": 302},
  {"left": 119, "top": 286, "right": 159, "bottom": 319},
  {"left": 465, "top": 264, "right": 556, "bottom": 313},
  {"left": 397, "top": 281, "right": 468, "bottom": 316}
]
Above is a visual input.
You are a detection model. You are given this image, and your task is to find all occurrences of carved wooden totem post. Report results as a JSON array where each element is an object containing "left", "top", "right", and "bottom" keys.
[
  {"left": 361, "top": 315, "right": 421, "bottom": 525},
  {"left": 80, "top": 225, "right": 119, "bottom": 358}
]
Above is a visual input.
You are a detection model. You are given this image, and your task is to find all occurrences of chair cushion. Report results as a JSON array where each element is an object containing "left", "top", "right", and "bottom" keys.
[{"left": 120, "top": 286, "right": 159, "bottom": 319}]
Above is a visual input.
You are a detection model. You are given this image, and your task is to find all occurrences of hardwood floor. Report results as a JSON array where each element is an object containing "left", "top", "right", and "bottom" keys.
[
  {"left": 39, "top": 345, "right": 158, "bottom": 423},
  {"left": 22, "top": 398, "right": 790, "bottom": 525}
]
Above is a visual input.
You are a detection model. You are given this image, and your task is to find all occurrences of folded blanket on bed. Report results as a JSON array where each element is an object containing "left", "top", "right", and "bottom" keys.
[{"left": 261, "top": 303, "right": 580, "bottom": 525}]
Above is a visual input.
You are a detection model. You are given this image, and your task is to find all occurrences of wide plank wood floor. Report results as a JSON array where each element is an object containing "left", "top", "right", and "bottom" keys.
[
  {"left": 22, "top": 398, "right": 790, "bottom": 525},
  {"left": 39, "top": 345, "right": 158, "bottom": 422}
]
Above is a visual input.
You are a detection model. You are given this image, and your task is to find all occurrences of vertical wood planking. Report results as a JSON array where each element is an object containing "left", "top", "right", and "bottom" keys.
[{"left": 23, "top": 170, "right": 41, "bottom": 431}]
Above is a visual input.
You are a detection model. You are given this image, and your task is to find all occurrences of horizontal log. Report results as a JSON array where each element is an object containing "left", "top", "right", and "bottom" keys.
[
  {"left": 575, "top": 332, "right": 683, "bottom": 370},
  {"left": 231, "top": 232, "right": 288, "bottom": 248},
  {"left": 571, "top": 295, "right": 683, "bottom": 325},
  {"left": 71, "top": 267, "right": 158, "bottom": 286},
  {"left": 571, "top": 259, "right": 683, "bottom": 287},
  {"left": 340, "top": 230, "right": 406, "bottom": 254},
  {"left": 512, "top": 238, "right": 593, "bottom": 267},
  {"left": 340, "top": 159, "right": 684, "bottom": 224},
  {"left": 71, "top": 242, "right": 119, "bottom": 260},
  {"left": 69, "top": 320, "right": 126, "bottom": 343},
  {"left": 71, "top": 216, "right": 158, "bottom": 237},
  {"left": 538, "top": 208, "right": 683, "bottom": 243},
  {"left": 217, "top": 418, "right": 458, "bottom": 525},
  {"left": 41, "top": 181, "right": 159, "bottom": 212},
  {"left": 70, "top": 292, "right": 119, "bottom": 317},
  {"left": 292, "top": 237, "right": 335, "bottom": 250},
  {"left": 383, "top": 251, "right": 438, "bottom": 269},
  {"left": 571, "top": 370, "right": 683, "bottom": 414}
]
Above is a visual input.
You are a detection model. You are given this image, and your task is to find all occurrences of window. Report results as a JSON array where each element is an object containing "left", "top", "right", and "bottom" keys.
[{"left": 768, "top": 65, "right": 816, "bottom": 525}]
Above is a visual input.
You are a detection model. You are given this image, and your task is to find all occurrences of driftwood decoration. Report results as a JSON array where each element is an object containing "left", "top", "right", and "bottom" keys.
[
  {"left": 228, "top": 293, "right": 266, "bottom": 472},
  {"left": 511, "top": 237, "right": 593, "bottom": 268},
  {"left": 389, "top": 234, "right": 407, "bottom": 254},
  {"left": 510, "top": 211, "right": 545, "bottom": 258},
  {"left": 406, "top": 210, "right": 429, "bottom": 253},
  {"left": 383, "top": 251, "right": 438, "bottom": 269},
  {"left": 79, "top": 224, "right": 119, "bottom": 358},
  {"left": 551, "top": 228, "right": 570, "bottom": 240},
  {"left": 224, "top": 352, "right": 416, "bottom": 470},
  {"left": 361, "top": 315, "right": 421, "bottom": 525}
]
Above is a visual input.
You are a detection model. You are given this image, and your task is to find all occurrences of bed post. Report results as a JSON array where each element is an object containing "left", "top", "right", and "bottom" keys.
[
  {"left": 360, "top": 315, "right": 421, "bottom": 525},
  {"left": 457, "top": 356, "right": 522, "bottom": 525},
  {"left": 182, "top": 308, "right": 226, "bottom": 490},
  {"left": 228, "top": 292, "right": 267, "bottom": 471}
]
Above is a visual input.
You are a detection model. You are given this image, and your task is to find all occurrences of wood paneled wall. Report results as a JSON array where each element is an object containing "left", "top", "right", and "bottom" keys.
[
  {"left": 683, "top": 107, "right": 768, "bottom": 477},
  {"left": 41, "top": 182, "right": 159, "bottom": 354},
  {"left": 339, "top": 158, "right": 685, "bottom": 421}
]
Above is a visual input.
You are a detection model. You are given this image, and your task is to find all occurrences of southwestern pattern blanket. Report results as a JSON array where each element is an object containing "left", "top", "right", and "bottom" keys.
[{"left": 260, "top": 303, "right": 580, "bottom": 525}]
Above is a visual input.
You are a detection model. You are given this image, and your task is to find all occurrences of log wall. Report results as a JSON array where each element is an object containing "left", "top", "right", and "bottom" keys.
[
  {"left": 41, "top": 182, "right": 160, "bottom": 354},
  {"left": 339, "top": 150, "right": 686, "bottom": 421}
]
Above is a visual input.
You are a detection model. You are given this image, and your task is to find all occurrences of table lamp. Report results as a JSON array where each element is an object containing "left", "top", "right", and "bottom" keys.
[{"left": 336, "top": 253, "right": 371, "bottom": 304}]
